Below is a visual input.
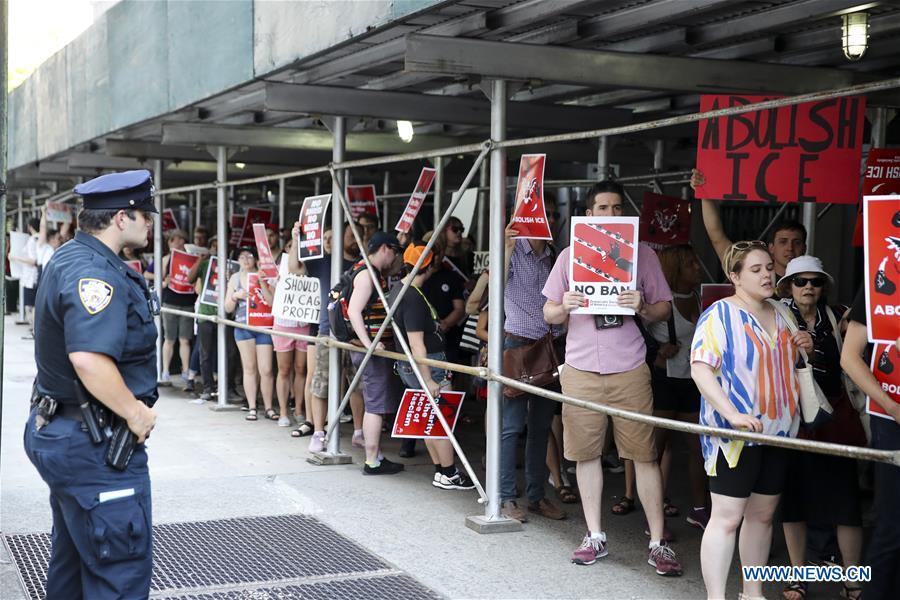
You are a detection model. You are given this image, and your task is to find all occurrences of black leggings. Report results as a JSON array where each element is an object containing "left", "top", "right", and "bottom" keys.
[{"left": 198, "top": 320, "right": 217, "bottom": 390}]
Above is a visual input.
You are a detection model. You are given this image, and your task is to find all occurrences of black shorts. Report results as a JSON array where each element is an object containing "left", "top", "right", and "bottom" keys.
[
  {"left": 23, "top": 285, "right": 37, "bottom": 307},
  {"left": 708, "top": 445, "right": 789, "bottom": 498},
  {"left": 651, "top": 367, "right": 701, "bottom": 413}
]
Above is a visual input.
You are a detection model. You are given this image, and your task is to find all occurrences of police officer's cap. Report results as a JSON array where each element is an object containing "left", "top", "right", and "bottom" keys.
[{"left": 73, "top": 170, "right": 158, "bottom": 213}]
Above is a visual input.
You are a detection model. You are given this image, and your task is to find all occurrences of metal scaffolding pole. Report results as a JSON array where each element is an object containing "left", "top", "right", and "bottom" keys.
[
  {"left": 433, "top": 156, "right": 444, "bottom": 229},
  {"left": 382, "top": 171, "right": 390, "bottom": 231},
  {"left": 278, "top": 177, "right": 286, "bottom": 230},
  {"left": 153, "top": 161, "right": 163, "bottom": 379},
  {"left": 476, "top": 160, "right": 488, "bottom": 251},
  {"left": 16, "top": 192, "right": 24, "bottom": 324},
  {"left": 214, "top": 146, "right": 231, "bottom": 411},
  {"left": 195, "top": 189, "right": 202, "bottom": 228}
]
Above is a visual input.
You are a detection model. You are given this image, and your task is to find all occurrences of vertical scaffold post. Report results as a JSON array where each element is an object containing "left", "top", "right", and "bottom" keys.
[
  {"left": 214, "top": 146, "right": 231, "bottom": 410},
  {"left": 195, "top": 189, "right": 202, "bottom": 228},
  {"left": 467, "top": 79, "right": 522, "bottom": 533},
  {"left": 476, "top": 161, "right": 488, "bottom": 250},
  {"left": 382, "top": 171, "right": 390, "bottom": 231},
  {"left": 278, "top": 177, "right": 286, "bottom": 231},
  {"left": 16, "top": 192, "right": 24, "bottom": 324},
  {"left": 434, "top": 156, "right": 444, "bottom": 228},
  {"left": 153, "top": 161, "right": 164, "bottom": 380}
]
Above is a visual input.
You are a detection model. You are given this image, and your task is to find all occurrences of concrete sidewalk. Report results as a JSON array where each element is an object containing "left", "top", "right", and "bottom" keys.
[{"left": 1, "top": 316, "right": 843, "bottom": 599}]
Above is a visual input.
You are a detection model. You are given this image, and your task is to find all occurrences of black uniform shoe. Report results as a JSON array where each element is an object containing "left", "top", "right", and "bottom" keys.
[{"left": 363, "top": 458, "right": 405, "bottom": 475}]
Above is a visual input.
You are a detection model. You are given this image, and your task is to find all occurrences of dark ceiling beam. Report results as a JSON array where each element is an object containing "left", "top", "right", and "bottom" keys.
[
  {"left": 602, "top": 28, "right": 688, "bottom": 53},
  {"left": 67, "top": 153, "right": 147, "bottom": 170},
  {"left": 486, "top": 0, "right": 603, "bottom": 33},
  {"left": 404, "top": 34, "right": 868, "bottom": 95},
  {"left": 577, "top": 0, "right": 735, "bottom": 43},
  {"left": 263, "top": 83, "right": 632, "bottom": 131}
]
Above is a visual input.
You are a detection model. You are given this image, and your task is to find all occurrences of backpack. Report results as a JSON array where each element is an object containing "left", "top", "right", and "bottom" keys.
[{"left": 326, "top": 262, "right": 373, "bottom": 342}]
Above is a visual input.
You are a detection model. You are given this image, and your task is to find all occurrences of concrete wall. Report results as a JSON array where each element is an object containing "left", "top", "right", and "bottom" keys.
[{"left": 8, "top": 0, "right": 439, "bottom": 169}]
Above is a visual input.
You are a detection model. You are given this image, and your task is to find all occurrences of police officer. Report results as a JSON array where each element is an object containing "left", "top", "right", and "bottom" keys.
[{"left": 24, "top": 170, "right": 159, "bottom": 599}]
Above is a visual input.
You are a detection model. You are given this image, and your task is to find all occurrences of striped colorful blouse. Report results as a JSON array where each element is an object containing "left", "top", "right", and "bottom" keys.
[{"left": 690, "top": 299, "right": 801, "bottom": 476}]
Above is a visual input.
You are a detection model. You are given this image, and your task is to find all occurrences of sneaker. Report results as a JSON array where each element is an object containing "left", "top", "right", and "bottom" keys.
[
  {"left": 351, "top": 431, "right": 365, "bottom": 448},
  {"left": 199, "top": 389, "right": 213, "bottom": 402},
  {"left": 308, "top": 432, "right": 325, "bottom": 453},
  {"left": 363, "top": 457, "right": 405, "bottom": 475},
  {"left": 188, "top": 398, "right": 205, "bottom": 405},
  {"left": 648, "top": 540, "right": 683, "bottom": 577},
  {"left": 339, "top": 412, "right": 353, "bottom": 424},
  {"left": 571, "top": 532, "right": 608, "bottom": 565},
  {"left": 528, "top": 498, "right": 566, "bottom": 520},
  {"left": 184, "top": 380, "right": 196, "bottom": 395},
  {"left": 433, "top": 470, "right": 476, "bottom": 490},
  {"left": 686, "top": 507, "right": 710, "bottom": 530},
  {"left": 644, "top": 521, "right": 676, "bottom": 543},
  {"left": 277, "top": 416, "right": 292, "bottom": 427},
  {"left": 158, "top": 372, "right": 172, "bottom": 386},
  {"left": 501, "top": 500, "right": 528, "bottom": 522}
]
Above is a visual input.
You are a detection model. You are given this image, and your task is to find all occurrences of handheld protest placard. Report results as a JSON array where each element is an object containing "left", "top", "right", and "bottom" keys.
[{"left": 568, "top": 216, "right": 639, "bottom": 315}]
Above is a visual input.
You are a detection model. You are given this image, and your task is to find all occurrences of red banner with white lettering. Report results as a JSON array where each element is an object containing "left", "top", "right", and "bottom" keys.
[
  {"left": 867, "top": 342, "right": 900, "bottom": 420},
  {"left": 247, "top": 273, "right": 274, "bottom": 328},
  {"left": 239, "top": 208, "right": 272, "bottom": 247},
  {"left": 162, "top": 208, "right": 179, "bottom": 232},
  {"left": 510, "top": 154, "right": 552, "bottom": 240},
  {"left": 167, "top": 249, "right": 199, "bottom": 294},
  {"left": 229, "top": 215, "right": 245, "bottom": 247},
  {"left": 854, "top": 149, "right": 900, "bottom": 247},
  {"left": 391, "top": 389, "right": 465, "bottom": 439},
  {"left": 639, "top": 192, "right": 691, "bottom": 249},
  {"left": 695, "top": 94, "right": 865, "bottom": 203},
  {"left": 252, "top": 223, "right": 279, "bottom": 278},
  {"left": 347, "top": 184, "right": 379, "bottom": 219},
  {"left": 297, "top": 194, "right": 331, "bottom": 262},
  {"left": 863, "top": 195, "right": 900, "bottom": 343},
  {"left": 395, "top": 167, "right": 436, "bottom": 234}
]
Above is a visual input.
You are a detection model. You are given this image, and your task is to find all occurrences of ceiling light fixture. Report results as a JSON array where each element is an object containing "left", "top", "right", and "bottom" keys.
[
  {"left": 397, "top": 120, "right": 414, "bottom": 143},
  {"left": 842, "top": 12, "right": 869, "bottom": 61},
  {"left": 235, "top": 162, "right": 246, "bottom": 169}
]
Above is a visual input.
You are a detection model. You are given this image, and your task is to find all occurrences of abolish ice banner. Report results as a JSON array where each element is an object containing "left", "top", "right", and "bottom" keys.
[
  {"left": 639, "top": 192, "right": 691, "bottom": 249},
  {"left": 867, "top": 342, "right": 900, "bottom": 420},
  {"left": 510, "top": 154, "right": 552, "bottom": 240},
  {"left": 271, "top": 275, "right": 321, "bottom": 325},
  {"left": 167, "top": 249, "right": 199, "bottom": 294},
  {"left": 247, "top": 273, "right": 274, "bottom": 328},
  {"left": 395, "top": 167, "right": 436, "bottom": 234},
  {"left": 854, "top": 149, "right": 900, "bottom": 247},
  {"left": 391, "top": 389, "right": 465, "bottom": 439},
  {"left": 695, "top": 94, "right": 865, "bottom": 203},
  {"left": 569, "top": 216, "right": 639, "bottom": 315},
  {"left": 252, "top": 223, "right": 279, "bottom": 278},
  {"left": 863, "top": 195, "right": 900, "bottom": 343},
  {"left": 347, "top": 184, "right": 379, "bottom": 219},
  {"left": 298, "top": 194, "right": 331, "bottom": 262},
  {"left": 45, "top": 201, "right": 72, "bottom": 224}
]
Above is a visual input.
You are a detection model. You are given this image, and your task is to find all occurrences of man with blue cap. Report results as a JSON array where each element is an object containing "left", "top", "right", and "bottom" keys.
[{"left": 24, "top": 169, "right": 159, "bottom": 599}]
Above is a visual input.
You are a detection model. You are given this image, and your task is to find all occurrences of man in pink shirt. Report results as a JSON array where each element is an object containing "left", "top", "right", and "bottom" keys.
[{"left": 542, "top": 181, "right": 683, "bottom": 576}]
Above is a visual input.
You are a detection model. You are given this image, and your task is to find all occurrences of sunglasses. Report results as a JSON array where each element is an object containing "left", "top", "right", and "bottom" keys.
[
  {"left": 732, "top": 240, "right": 767, "bottom": 251},
  {"left": 792, "top": 276, "right": 825, "bottom": 288},
  {"left": 449, "top": 225, "right": 464, "bottom": 234}
]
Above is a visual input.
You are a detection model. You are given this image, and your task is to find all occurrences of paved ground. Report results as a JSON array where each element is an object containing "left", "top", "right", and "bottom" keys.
[{"left": 1, "top": 316, "right": 858, "bottom": 598}]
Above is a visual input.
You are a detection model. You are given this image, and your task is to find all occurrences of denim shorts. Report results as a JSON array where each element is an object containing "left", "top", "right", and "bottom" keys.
[
  {"left": 233, "top": 328, "right": 273, "bottom": 345},
  {"left": 396, "top": 351, "right": 450, "bottom": 389}
]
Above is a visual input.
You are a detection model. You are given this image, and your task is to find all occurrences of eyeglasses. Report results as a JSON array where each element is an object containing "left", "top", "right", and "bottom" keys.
[{"left": 792, "top": 276, "right": 825, "bottom": 288}]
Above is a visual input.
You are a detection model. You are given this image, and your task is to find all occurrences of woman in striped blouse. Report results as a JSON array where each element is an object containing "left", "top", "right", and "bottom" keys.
[{"left": 690, "top": 241, "right": 812, "bottom": 600}]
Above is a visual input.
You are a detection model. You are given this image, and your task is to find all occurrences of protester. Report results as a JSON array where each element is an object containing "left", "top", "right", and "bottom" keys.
[
  {"left": 690, "top": 241, "right": 812, "bottom": 599},
  {"left": 224, "top": 246, "right": 276, "bottom": 421},
  {"left": 357, "top": 212, "right": 379, "bottom": 247},
  {"left": 36, "top": 207, "right": 63, "bottom": 281},
  {"left": 9, "top": 217, "right": 41, "bottom": 337},
  {"left": 158, "top": 229, "right": 197, "bottom": 386},
  {"left": 347, "top": 231, "right": 405, "bottom": 474},
  {"left": 193, "top": 225, "right": 209, "bottom": 249},
  {"left": 443, "top": 215, "right": 474, "bottom": 281},
  {"left": 499, "top": 205, "right": 566, "bottom": 524},
  {"left": 267, "top": 224, "right": 283, "bottom": 263},
  {"left": 840, "top": 289, "right": 900, "bottom": 600},
  {"left": 543, "top": 181, "right": 682, "bottom": 575},
  {"left": 189, "top": 236, "right": 221, "bottom": 401},
  {"left": 388, "top": 242, "right": 475, "bottom": 489},
  {"left": 421, "top": 245, "right": 466, "bottom": 364}
]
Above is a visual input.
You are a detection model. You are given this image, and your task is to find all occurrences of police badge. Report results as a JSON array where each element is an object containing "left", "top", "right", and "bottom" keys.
[{"left": 78, "top": 278, "right": 114, "bottom": 315}]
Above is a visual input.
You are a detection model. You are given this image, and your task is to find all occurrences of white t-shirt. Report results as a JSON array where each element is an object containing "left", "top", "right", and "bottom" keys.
[
  {"left": 648, "top": 300, "right": 697, "bottom": 379},
  {"left": 37, "top": 244, "right": 54, "bottom": 269},
  {"left": 20, "top": 235, "right": 39, "bottom": 288}
]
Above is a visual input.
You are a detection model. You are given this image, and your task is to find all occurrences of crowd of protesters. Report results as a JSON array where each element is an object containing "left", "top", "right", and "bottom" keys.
[{"left": 9, "top": 169, "right": 900, "bottom": 599}]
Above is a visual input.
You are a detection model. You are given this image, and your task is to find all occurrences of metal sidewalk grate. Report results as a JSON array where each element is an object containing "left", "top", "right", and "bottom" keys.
[{"left": 3, "top": 514, "right": 439, "bottom": 599}]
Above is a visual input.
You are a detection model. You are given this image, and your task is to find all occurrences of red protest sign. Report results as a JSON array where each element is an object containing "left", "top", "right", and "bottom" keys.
[
  {"left": 695, "top": 94, "right": 865, "bottom": 204},
  {"left": 568, "top": 216, "right": 639, "bottom": 315},
  {"left": 297, "top": 194, "right": 331, "bottom": 262},
  {"left": 867, "top": 343, "right": 900, "bottom": 420},
  {"left": 347, "top": 184, "right": 379, "bottom": 219},
  {"left": 167, "top": 249, "right": 199, "bottom": 294},
  {"left": 700, "top": 283, "right": 735, "bottom": 311},
  {"left": 395, "top": 167, "right": 436, "bottom": 234},
  {"left": 247, "top": 273, "right": 274, "bottom": 328},
  {"left": 391, "top": 389, "right": 465, "bottom": 439},
  {"left": 252, "top": 223, "right": 279, "bottom": 278},
  {"left": 239, "top": 208, "right": 272, "bottom": 247},
  {"left": 199, "top": 257, "right": 239, "bottom": 308},
  {"left": 854, "top": 149, "right": 900, "bottom": 247},
  {"left": 124, "top": 260, "right": 143, "bottom": 274},
  {"left": 863, "top": 195, "right": 900, "bottom": 343},
  {"left": 510, "top": 154, "right": 552, "bottom": 240},
  {"left": 229, "top": 215, "right": 245, "bottom": 247},
  {"left": 639, "top": 192, "right": 691, "bottom": 249},
  {"left": 162, "top": 209, "right": 179, "bottom": 232}
]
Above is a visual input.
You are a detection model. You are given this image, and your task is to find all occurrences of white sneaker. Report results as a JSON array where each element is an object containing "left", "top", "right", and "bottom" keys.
[
  {"left": 277, "top": 416, "right": 292, "bottom": 427},
  {"left": 308, "top": 432, "right": 325, "bottom": 453},
  {"left": 339, "top": 412, "right": 352, "bottom": 424},
  {"left": 158, "top": 373, "right": 172, "bottom": 386}
]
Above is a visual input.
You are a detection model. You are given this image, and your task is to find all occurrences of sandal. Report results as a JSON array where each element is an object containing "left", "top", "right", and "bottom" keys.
[
  {"left": 245, "top": 409, "right": 258, "bottom": 421},
  {"left": 555, "top": 485, "right": 579, "bottom": 504},
  {"left": 610, "top": 496, "right": 635, "bottom": 515},
  {"left": 291, "top": 421, "right": 314, "bottom": 438},
  {"left": 782, "top": 580, "right": 807, "bottom": 600},
  {"left": 664, "top": 497, "right": 680, "bottom": 517},
  {"left": 841, "top": 584, "right": 862, "bottom": 600},
  {"left": 265, "top": 409, "right": 278, "bottom": 421}
]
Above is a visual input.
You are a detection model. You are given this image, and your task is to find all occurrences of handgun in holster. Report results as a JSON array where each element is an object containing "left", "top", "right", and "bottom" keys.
[{"left": 73, "top": 379, "right": 142, "bottom": 471}]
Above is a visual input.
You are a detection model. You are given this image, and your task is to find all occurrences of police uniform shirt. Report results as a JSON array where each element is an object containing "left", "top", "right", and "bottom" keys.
[{"left": 35, "top": 231, "right": 159, "bottom": 404}]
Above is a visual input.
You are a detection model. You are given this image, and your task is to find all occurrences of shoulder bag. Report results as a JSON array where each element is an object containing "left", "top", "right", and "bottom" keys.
[{"left": 502, "top": 332, "right": 560, "bottom": 398}]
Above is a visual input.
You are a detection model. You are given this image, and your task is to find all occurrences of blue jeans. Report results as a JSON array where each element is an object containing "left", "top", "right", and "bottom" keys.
[
  {"left": 500, "top": 335, "right": 558, "bottom": 504},
  {"left": 864, "top": 417, "right": 900, "bottom": 600},
  {"left": 396, "top": 351, "right": 450, "bottom": 389}
]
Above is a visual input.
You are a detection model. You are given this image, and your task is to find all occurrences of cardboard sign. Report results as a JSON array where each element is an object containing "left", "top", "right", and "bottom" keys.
[
  {"left": 391, "top": 389, "right": 465, "bottom": 439},
  {"left": 854, "top": 149, "right": 900, "bottom": 247},
  {"left": 867, "top": 343, "right": 900, "bottom": 420},
  {"left": 473, "top": 251, "right": 490, "bottom": 275},
  {"left": 8, "top": 231, "right": 29, "bottom": 279},
  {"left": 167, "top": 249, "right": 199, "bottom": 294},
  {"left": 700, "top": 283, "right": 735, "bottom": 311},
  {"left": 199, "top": 256, "right": 239, "bottom": 308},
  {"left": 247, "top": 273, "right": 274, "bottom": 328},
  {"left": 695, "top": 94, "right": 865, "bottom": 203},
  {"left": 396, "top": 167, "right": 437, "bottom": 234},
  {"left": 184, "top": 244, "right": 209, "bottom": 257},
  {"left": 569, "top": 216, "right": 639, "bottom": 315},
  {"left": 252, "top": 223, "right": 279, "bottom": 278},
  {"left": 347, "top": 184, "right": 379, "bottom": 219},
  {"left": 511, "top": 154, "right": 552, "bottom": 240},
  {"left": 162, "top": 209, "right": 179, "bottom": 232},
  {"left": 863, "top": 195, "right": 900, "bottom": 343},
  {"left": 229, "top": 215, "right": 245, "bottom": 247},
  {"left": 272, "top": 275, "right": 321, "bottom": 324},
  {"left": 45, "top": 201, "right": 72, "bottom": 224},
  {"left": 124, "top": 260, "right": 143, "bottom": 274},
  {"left": 240, "top": 208, "right": 272, "bottom": 247},
  {"left": 297, "top": 194, "right": 331, "bottom": 262},
  {"left": 640, "top": 192, "right": 691, "bottom": 249}
]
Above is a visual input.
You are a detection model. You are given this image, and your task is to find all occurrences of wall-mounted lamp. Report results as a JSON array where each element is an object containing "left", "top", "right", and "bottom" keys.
[
  {"left": 842, "top": 12, "right": 869, "bottom": 61},
  {"left": 396, "top": 120, "right": 414, "bottom": 143}
]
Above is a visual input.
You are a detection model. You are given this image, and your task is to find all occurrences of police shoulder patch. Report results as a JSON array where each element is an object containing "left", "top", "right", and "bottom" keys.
[{"left": 78, "top": 278, "right": 114, "bottom": 315}]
